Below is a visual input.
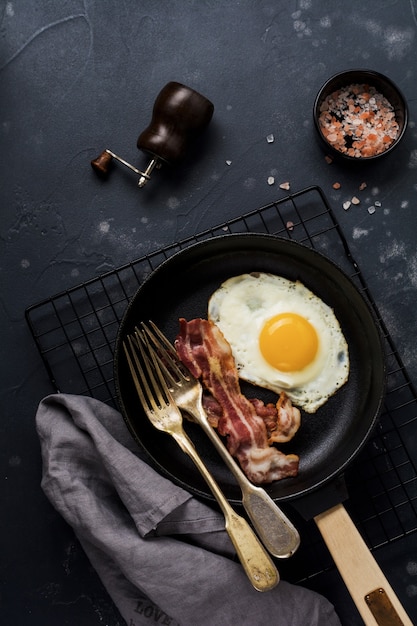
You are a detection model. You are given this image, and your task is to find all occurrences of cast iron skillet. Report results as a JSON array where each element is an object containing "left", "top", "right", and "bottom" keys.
[
  {"left": 114, "top": 233, "right": 385, "bottom": 506},
  {"left": 114, "top": 234, "right": 415, "bottom": 624}
]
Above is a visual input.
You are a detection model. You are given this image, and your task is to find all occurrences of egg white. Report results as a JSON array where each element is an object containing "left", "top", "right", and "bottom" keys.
[{"left": 208, "top": 272, "right": 349, "bottom": 413}]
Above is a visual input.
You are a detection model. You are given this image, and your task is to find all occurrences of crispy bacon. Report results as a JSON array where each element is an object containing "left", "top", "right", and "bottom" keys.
[
  {"left": 175, "top": 318, "right": 299, "bottom": 484},
  {"left": 250, "top": 393, "right": 301, "bottom": 444}
]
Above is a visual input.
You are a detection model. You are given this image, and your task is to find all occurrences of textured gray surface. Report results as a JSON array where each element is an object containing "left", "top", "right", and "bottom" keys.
[{"left": 1, "top": 1, "right": 417, "bottom": 624}]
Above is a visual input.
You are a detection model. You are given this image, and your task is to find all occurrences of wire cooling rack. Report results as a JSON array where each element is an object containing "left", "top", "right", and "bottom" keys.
[{"left": 26, "top": 185, "right": 417, "bottom": 583}]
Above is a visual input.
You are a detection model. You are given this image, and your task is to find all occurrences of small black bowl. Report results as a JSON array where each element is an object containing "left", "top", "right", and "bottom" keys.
[{"left": 313, "top": 69, "right": 408, "bottom": 162}]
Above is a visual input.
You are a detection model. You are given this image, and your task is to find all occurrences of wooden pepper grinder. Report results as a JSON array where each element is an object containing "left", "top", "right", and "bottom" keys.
[{"left": 91, "top": 82, "right": 214, "bottom": 187}]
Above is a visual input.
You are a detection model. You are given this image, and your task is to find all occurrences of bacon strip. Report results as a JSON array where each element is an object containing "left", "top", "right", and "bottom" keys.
[
  {"left": 203, "top": 393, "right": 301, "bottom": 443},
  {"left": 175, "top": 318, "right": 299, "bottom": 485}
]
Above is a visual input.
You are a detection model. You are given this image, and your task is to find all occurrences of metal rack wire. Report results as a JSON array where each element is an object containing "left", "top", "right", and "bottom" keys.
[{"left": 25, "top": 185, "right": 417, "bottom": 582}]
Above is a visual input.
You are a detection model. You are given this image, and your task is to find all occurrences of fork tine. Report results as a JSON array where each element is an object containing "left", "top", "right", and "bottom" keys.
[
  {"left": 123, "top": 337, "right": 149, "bottom": 407},
  {"left": 125, "top": 332, "right": 165, "bottom": 412},
  {"left": 123, "top": 335, "right": 155, "bottom": 411},
  {"left": 145, "top": 321, "right": 176, "bottom": 354},
  {"left": 134, "top": 329, "right": 177, "bottom": 405},
  {"left": 140, "top": 329, "right": 177, "bottom": 388},
  {"left": 140, "top": 321, "right": 190, "bottom": 384}
]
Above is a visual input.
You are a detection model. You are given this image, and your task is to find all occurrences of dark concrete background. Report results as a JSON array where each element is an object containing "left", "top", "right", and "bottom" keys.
[{"left": 1, "top": 2, "right": 417, "bottom": 624}]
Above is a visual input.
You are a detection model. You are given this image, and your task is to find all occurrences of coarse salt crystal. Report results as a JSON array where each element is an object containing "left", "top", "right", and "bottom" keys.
[
  {"left": 374, "top": 200, "right": 381, "bottom": 207},
  {"left": 333, "top": 182, "right": 341, "bottom": 189},
  {"left": 266, "top": 134, "right": 275, "bottom": 143},
  {"left": 226, "top": 160, "right": 232, "bottom": 166},
  {"left": 359, "top": 182, "right": 367, "bottom": 191},
  {"left": 343, "top": 201, "right": 351, "bottom": 210},
  {"left": 279, "top": 182, "right": 290, "bottom": 190},
  {"left": 286, "top": 221, "right": 294, "bottom": 231},
  {"left": 318, "top": 84, "right": 400, "bottom": 158},
  {"left": 351, "top": 196, "right": 360, "bottom": 205},
  {"left": 267, "top": 176, "right": 275, "bottom": 185},
  {"left": 368, "top": 205, "right": 376, "bottom": 215}
]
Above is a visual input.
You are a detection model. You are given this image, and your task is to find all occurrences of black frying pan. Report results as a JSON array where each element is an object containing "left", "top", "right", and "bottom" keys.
[
  {"left": 114, "top": 233, "right": 385, "bottom": 505},
  {"left": 113, "top": 234, "right": 414, "bottom": 625}
]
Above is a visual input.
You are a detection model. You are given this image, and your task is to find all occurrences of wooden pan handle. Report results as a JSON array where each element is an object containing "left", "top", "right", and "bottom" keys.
[{"left": 314, "top": 503, "right": 412, "bottom": 625}]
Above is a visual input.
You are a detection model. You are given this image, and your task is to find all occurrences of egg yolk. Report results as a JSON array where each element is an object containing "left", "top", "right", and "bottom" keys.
[{"left": 259, "top": 312, "right": 318, "bottom": 372}]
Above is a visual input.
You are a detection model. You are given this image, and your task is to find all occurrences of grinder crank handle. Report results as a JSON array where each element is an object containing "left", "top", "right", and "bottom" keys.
[{"left": 91, "top": 82, "right": 214, "bottom": 187}]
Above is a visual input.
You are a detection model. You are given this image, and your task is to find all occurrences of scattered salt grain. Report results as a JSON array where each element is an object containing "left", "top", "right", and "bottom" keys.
[
  {"left": 332, "top": 182, "right": 341, "bottom": 189},
  {"left": 351, "top": 196, "right": 360, "bottom": 205},
  {"left": 279, "top": 181, "right": 290, "bottom": 190},
  {"left": 374, "top": 200, "right": 381, "bottom": 207},
  {"left": 267, "top": 176, "right": 275, "bottom": 185},
  {"left": 286, "top": 221, "right": 294, "bottom": 231},
  {"left": 343, "top": 201, "right": 351, "bottom": 210},
  {"left": 226, "top": 160, "right": 232, "bottom": 166},
  {"left": 367, "top": 205, "right": 376, "bottom": 215},
  {"left": 266, "top": 134, "right": 275, "bottom": 143},
  {"left": 359, "top": 182, "right": 367, "bottom": 191}
]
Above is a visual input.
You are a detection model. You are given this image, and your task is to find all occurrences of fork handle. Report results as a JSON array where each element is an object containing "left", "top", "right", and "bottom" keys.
[
  {"left": 172, "top": 430, "right": 279, "bottom": 592},
  {"left": 188, "top": 402, "right": 300, "bottom": 558},
  {"left": 241, "top": 485, "right": 300, "bottom": 558}
]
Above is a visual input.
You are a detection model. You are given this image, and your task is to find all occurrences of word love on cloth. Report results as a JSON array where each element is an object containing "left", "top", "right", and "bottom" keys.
[{"left": 130, "top": 597, "right": 178, "bottom": 626}]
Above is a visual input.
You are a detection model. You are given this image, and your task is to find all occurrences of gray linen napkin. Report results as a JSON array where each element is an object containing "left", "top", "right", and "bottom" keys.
[{"left": 36, "top": 393, "right": 342, "bottom": 626}]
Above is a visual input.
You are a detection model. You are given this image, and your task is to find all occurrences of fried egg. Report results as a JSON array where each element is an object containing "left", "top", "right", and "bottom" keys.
[{"left": 208, "top": 272, "right": 349, "bottom": 413}]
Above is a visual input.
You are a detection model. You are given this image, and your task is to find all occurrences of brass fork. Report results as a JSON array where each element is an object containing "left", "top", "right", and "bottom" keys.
[
  {"left": 140, "top": 321, "right": 300, "bottom": 559},
  {"left": 123, "top": 332, "right": 279, "bottom": 592}
]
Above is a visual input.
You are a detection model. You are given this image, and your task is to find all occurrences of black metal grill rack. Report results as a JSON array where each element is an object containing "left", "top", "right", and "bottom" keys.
[{"left": 25, "top": 185, "right": 417, "bottom": 583}]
